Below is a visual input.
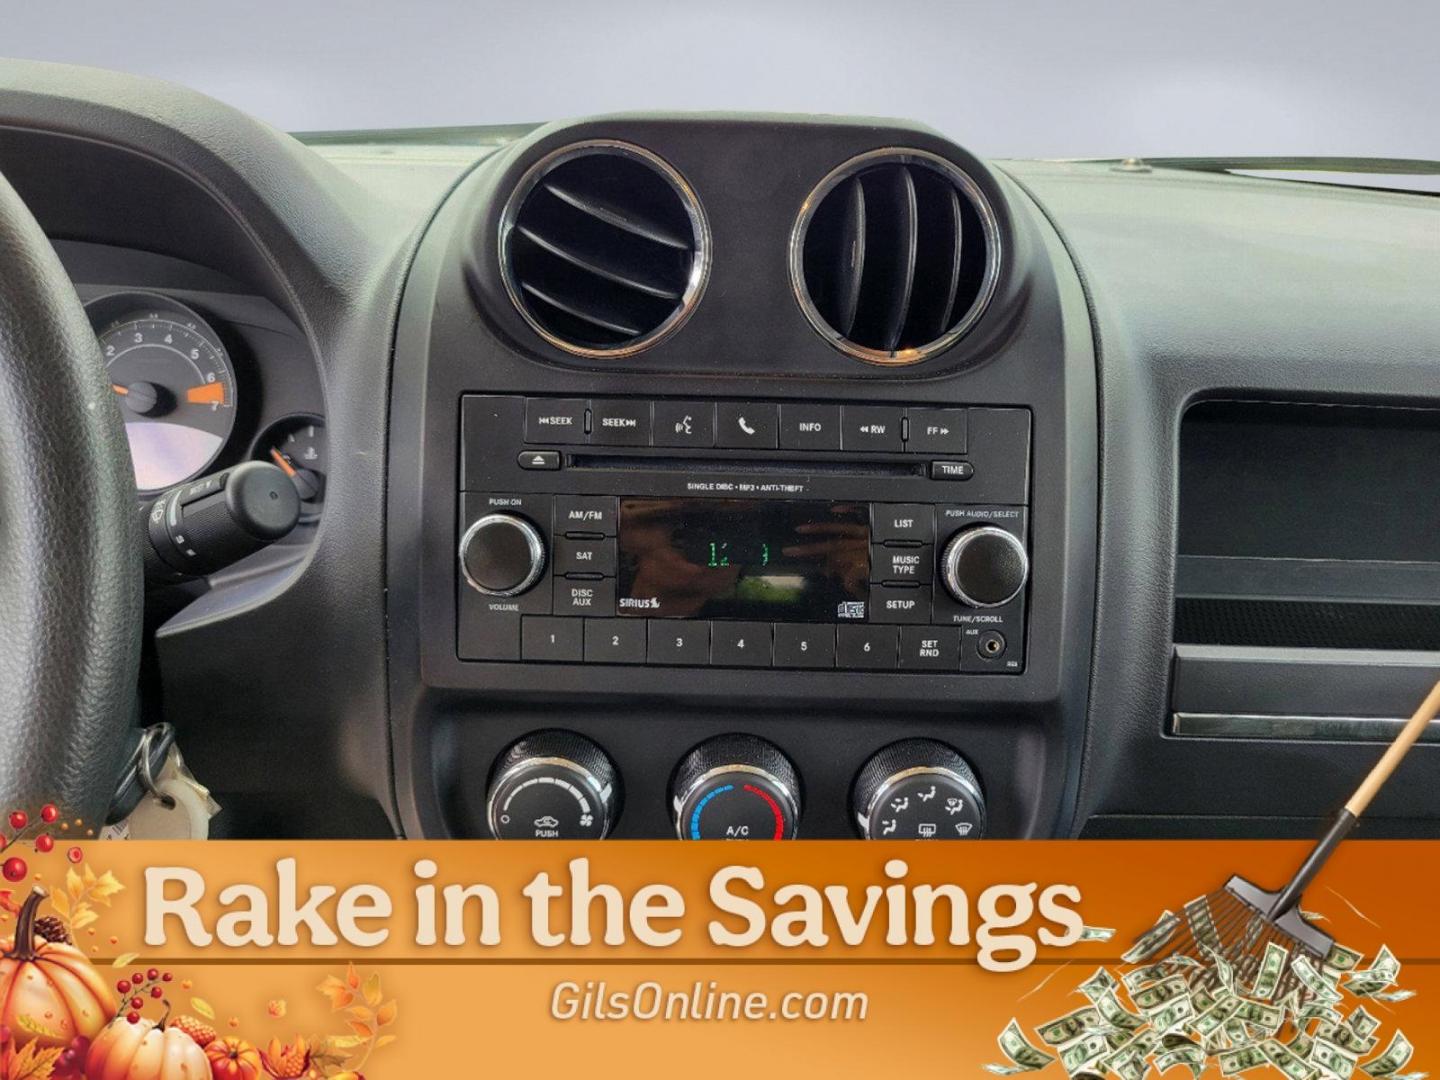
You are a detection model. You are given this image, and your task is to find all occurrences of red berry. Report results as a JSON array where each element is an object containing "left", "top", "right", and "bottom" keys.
[
  {"left": 162, "top": 972, "right": 173, "bottom": 982},
  {"left": 126, "top": 1012, "right": 140, "bottom": 1024},
  {"left": 151, "top": 986, "right": 163, "bottom": 999},
  {"left": 35, "top": 834, "right": 54, "bottom": 853},
  {"left": 66, "top": 846, "right": 83, "bottom": 864},
  {"left": 2, "top": 856, "right": 26, "bottom": 882},
  {"left": 8, "top": 811, "right": 27, "bottom": 831},
  {"left": 60, "top": 1048, "right": 77, "bottom": 1066},
  {"left": 40, "top": 804, "right": 59, "bottom": 824},
  {"left": 132, "top": 972, "right": 144, "bottom": 985},
  {"left": 147, "top": 967, "right": 159, "bottom": 981},
  {"left": 117, "top": 980, "right": 131, "bottom": 994},
  {"left": 130, "top": 996, "right": 144, "bottom": 1010}
]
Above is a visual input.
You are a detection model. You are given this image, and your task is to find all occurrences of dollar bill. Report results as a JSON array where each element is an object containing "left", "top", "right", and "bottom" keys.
[
  {"left": 1094, "top": 990, "right": 1146, "bottom": 1033},
  {"left": 1345, "top": 946, "right": 1400, "bottom": 990},
  {"left": 1263, "top": 1038, "right": 1320, "bottom": 1080},
  {"left": 1293, "top": 955, "right": 1345, "bottom": 1005},
  {"left": 1361, "top": 1032, "right": 1414, "bottom": 1078},
  {"left": 1220, "top": 1045, "right": 1270, "bottom": 1076},
  {"left": 1203, "top": 943, "right": 1237, "bottom": 992},
  {"left": 1036, "top": 1006, "right": 1104, "bottom": 1047},
  {"left": 1123, "top": 911, "right": 1181, "bottom": 964},
  {"left": 1325, "top": 943, "right": 1365, "bottom": 972},
  {"left": 1289, "top": 1031, "right": 1315, "bottom": 1059},
  {"left": 1193, "top": 997, "right": 1242, "bottom": 1038},
  {"left": 1132, "top": 974, "right": 1189, "bottom": 1013},
  {"left": 1320, "top": 1022, "right": 1380, "bottom": 1058},
  {"left": 1060, "top": 1033, "right": 1112, "bottom": 1075},
  {"left": 1313, "top": 1037, "right": 1360, "bottom": 1080},
  {"left": 1349, "top": 1007, "right": 1382, "bottom": 1039},
  {"left": 1149, "top": 994, "right": 1196, "bottom": 1034},
  {"left": 1251, "top": 940, "right": 1290, "bottom": 1001},
  {"left": 1078, "top": 967, "right": 1119, "bottom": 1003},
  {"left": 1080, "top": 925, "right": 1116, "bottom": 942},
  {"left": 1157, "top": 1044, "right": 1206, "bottom": 1078},
  {"left": 1366, "top": 989, "right": 1416, "bottom": 1003},
  {"left": 988, "top": 1019, "right": 1057, "bottom": 1074},
  {"left": 1232, "top": 998, "right": 1284, "bottom": 1033},
  {"left": 1123, "top": 962, "right": 1171, "bottom": 991}
]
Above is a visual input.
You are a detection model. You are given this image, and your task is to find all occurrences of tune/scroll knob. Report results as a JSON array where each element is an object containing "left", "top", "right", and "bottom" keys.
[
  {"left": 460, "top": 513, "right": 546, "bottom": 596},
  {"left": 852, "top": 739, "right": 986, "bottom": 840},
  {"left": 486, "top": 731, "right": 620, "bottom": 839},
  {"left": 671, "top": 735, "right": 801, "bottom": 840},
  {"left": 940, "top": 525, "right": 1028, "bottom": 608}
]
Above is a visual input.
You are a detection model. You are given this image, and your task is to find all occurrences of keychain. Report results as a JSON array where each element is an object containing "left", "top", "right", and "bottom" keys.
[{"left": 101, "top": 723, "right": 221, "bottom": 840}]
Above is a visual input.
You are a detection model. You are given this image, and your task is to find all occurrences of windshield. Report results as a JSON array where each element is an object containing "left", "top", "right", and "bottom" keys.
[{"left": 8, "top": 0, "right": 1432, "bottom": 162}]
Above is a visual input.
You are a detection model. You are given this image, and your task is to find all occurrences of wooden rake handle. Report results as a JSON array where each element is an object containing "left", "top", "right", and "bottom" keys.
[{"left": 1271, "top": 676, "right": 1440, "bottom": 919}]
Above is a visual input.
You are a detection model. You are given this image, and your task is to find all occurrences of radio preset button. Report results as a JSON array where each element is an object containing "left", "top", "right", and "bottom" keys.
[
  {"left": 871, "top": 503, "right": 935, "bottom": 546},
  {"left": 583, "top": 619, "right": 647, "bottom": 664},
  {"left": 711, "top": 621, "right": 773, "bottom": 667},
  {"left": 842, "top": 406, "right": 904, "bottom": 452},
  {"left": 590, "top": 399, "right": 650, "bottom": 446},
  {"left": 716, "top": 402, "right": 778, "bottom": 449},
  {"left": 871, "top": 544, "right": 933, "bottom": 584},
  {"left": 836, "top": 625, "right": 899, "bottom": 670},
  {"left": 524, "top": 398, "right": 587, "bottom": 444},
  {"left": 652, "top": 400, "right": 715, "bottom": 448},
  {"left": 906, "top": 408, "right": 968, "bottom": 454},
  {"left": 521, "top": 616, "right": 584, "bottom": 662},
  {"left": 554, "top": 495, "right": 617, "bottom": 536},
  {"left": 555, "top": 577, "right": 615, "bottom": 617},
  {"left": 868, "top": 584, "right": 930, "bottom": 624},
  {"left": 773, "top": 624, "right": 836, "bottom": 668},
  {"left": 554, "top": 537, "right": 616, "bottom": 577},
  {"left": 647, "top": 620, "right": 711, "bottom": 665},
  {"left": 899, "top": 626, "right": 962, "bottom": 670},
  {"left": 779, "top": 403, "right": 842, "bottom": 451}
]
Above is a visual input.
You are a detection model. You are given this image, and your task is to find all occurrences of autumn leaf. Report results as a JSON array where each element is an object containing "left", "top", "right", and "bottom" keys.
[
  {"left": 70, "top": 907, "right": 99, "bottom": 932},
  {"left": 361, "top": 972, "right": 382, "bottom": 1007},
  {"left": 5, "top": 1040, "right": 64, "bottom": 1080},
  {"left": 374, "top": 1034, "right": 398, "bottom": 1050},
  {"left": 317, "top": 975, "right": 354, "bottom": 1011},
  {"left": 82, "top": 863, "right": 97, "bottom": 889},
  {"left": 90, "top": 871, "right": 125, "bottom": 905},
  {"left": 191, "top": 997, "right": 216, "bottom": 1020},
  {"left": 346, "top": 1020, "right": 374, "bottom": 1041},
  {"left": 323, "top": 1035, "right": 366, "bottom": 1053},
  {"left": 375, "top": 1000, "right": 397, "bottom": 1027},
  {"left": 345, "top": 962, "right": 360, "bottom": 990},
  {"left": 65, "top": 868, "right": 83, "bottom": 902},
  {"left": 111, "top": 952, "right": 139, "bottom": 968},
  {"left": 47, "top": 891, "right": 68, "bottom": 919},
  {"left": 15, "top": 1013, "right": 64, "bottom": 1040}
]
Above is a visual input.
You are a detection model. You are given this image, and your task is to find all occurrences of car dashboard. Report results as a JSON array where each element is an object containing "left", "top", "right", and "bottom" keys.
[{"left": 2, "top": 60, "right": 1437, "bottom": 841}]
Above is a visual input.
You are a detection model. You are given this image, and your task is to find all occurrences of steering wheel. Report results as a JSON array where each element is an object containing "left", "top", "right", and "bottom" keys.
[{"left": 0, "top": 172, "right": 142, "bottom": 826}]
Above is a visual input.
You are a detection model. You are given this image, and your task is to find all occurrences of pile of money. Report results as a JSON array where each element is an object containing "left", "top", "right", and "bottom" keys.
[{"left": 986, "top": 906, "right": 1421, "bottom": 1079}]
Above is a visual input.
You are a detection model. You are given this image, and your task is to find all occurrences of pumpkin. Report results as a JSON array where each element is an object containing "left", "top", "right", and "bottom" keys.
[
  {"left": 86, "top": 1015, "right": 209, "bottom": 1080},
  {"left": 0, "top": 888, "right": 115, "bottom": 1049},
  {"left": 205, "top": 1036, "right": 264, "bottom": 1080}
]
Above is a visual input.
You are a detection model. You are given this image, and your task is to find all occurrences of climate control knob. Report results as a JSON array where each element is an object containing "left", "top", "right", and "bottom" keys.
[
  {"left": 852, "top": 739, "right": 986, "bottom": 840},
  {"left": 486, "top": 731, "right": 619, "bottom": 839},
  {"left": 672, "top": 735, "right": 800, "bottom": 840},
  {"left": 460, "top": 513, "right": 546, "bottom": 596},
  {"left": 940, "top": 525, "right": 1028, "bottom": 608}
]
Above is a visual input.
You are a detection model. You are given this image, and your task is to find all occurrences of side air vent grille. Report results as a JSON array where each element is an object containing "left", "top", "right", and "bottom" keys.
[
  {"left": 500, "top": 141, "right": 710, "bottom": 358},
  {"left": 791, "top": 149, "right": 1002, "bottom": 365}
]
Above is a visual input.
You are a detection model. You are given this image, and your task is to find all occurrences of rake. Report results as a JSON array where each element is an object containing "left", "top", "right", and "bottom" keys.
[{"left": 1131, "top": 677, "right": 1440, "bottom": 1004}]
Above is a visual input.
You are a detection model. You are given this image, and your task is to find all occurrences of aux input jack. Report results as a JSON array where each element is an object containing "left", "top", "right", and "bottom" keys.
[{"left": 977, "top": 630, "right": 1007, "bottom": 659}]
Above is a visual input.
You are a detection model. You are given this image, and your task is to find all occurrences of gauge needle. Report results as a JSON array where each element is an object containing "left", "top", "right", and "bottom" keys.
[
  {"left": 111, "top": 383, "right": 129, "bottom": 395},
  {"left": 185, "top": 383, "right": 226, "bottom": 405},
  {"left": 269, "top": 447, "right": 298, "bottom": 478}
]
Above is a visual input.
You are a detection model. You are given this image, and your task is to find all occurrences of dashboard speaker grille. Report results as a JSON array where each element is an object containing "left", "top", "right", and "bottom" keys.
[
  {"left": 500, "top": 141, "right": 709, "bottom": 358},
  {"left": 791, "top": 149, "right": 1001, "bottom": 365}
]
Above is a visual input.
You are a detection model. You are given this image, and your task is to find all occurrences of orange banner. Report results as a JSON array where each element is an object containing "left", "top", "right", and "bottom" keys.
[{"left": 0, "top": 840, "right": 1434, "bottom": 1078}]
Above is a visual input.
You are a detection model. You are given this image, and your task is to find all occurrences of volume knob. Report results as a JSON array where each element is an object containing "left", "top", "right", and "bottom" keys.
[
  {"left": 460, "top": 512, "right": 546, "bottom": 596},
  {"left": 940, "top": 525, "right": 1028, "bottom": 608}
]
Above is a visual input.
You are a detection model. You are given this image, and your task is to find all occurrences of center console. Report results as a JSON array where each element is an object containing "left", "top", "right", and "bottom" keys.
[{"left": 386, "top": 114, "right": 1098, "bottom": 840}]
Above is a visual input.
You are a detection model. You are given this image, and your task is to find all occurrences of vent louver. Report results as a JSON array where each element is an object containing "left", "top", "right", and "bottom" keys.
[
  {"left": 500, "top": 141, "right": 709, "bottom": 358},
  {"left": 791, "top": 149, "right": 1001, "bottom": 365}
]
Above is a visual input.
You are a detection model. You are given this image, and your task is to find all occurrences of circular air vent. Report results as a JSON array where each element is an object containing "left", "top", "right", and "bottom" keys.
[
  {"left": 790, "top": 149, "right": 1002, "bottom": 365},
  {"left": 499, "top": 140, "right": 710, "bottom": 358}
]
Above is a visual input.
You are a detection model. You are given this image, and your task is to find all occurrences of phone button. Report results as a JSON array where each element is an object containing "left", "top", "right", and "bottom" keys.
[{"left": 716, "top": 402, "right": 778, "bottom": 449}]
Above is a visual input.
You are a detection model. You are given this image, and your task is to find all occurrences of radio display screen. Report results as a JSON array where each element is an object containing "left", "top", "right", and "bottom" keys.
[{"left": 616, "top": 498, "right": 870, "bottom": 621}]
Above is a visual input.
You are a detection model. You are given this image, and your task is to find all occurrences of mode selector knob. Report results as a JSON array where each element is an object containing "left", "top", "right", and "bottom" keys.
[
  {"left": 460, "top": 512, "right": 546, "bottom": 596},
  {"left": 672, "top": 735, "right": 800, "bottom": 840},
  {"left": 940, "top": 525, "right": 1028, "bottom": 608},
  {"left": 486, "top": 731, "right": 620, "bottom": 839},
  {"left": 853, "top": 739, "right": 986, "bottom": 840}
]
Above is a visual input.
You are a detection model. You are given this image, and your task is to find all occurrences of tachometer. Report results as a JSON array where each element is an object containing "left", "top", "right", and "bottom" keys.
[{"left": 86, "top": 292, "right": 237, "bottom": 492}]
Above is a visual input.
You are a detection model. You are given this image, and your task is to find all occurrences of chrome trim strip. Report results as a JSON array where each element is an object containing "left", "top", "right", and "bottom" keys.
[
  {"left": 788, "top": 147, "right": 1002, "bottom": 366},
  {"left": 498, "top": 139, "right": 711, "bottom": 360},
  {"left": 1171, "top": 712, "right": 1440, "bottom": 743}
]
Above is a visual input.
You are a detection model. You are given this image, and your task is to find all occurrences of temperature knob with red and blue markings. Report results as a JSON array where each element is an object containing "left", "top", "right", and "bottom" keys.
[{"left": 671, "top": 735, "right": 801, "bottom": 840}]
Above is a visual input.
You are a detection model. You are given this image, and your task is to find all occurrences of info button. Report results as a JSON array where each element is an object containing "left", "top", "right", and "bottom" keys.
[{"left": 779, "top": 403, "right": 842, "bottom": 451}]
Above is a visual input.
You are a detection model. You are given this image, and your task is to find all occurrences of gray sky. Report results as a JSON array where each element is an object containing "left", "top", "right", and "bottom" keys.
[{"left": 5, "top": 0, "right": 1435, "bottom": 158}]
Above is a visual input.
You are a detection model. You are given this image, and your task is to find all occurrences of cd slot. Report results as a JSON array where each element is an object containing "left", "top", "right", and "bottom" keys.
[{"left": 569, "top": 452, "right": 926, "bottom": 478}]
